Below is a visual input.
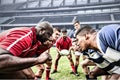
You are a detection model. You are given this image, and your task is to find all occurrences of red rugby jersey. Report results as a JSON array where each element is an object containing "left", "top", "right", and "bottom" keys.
[
  {"left": 56, "top": 36, "right": 72, "bottom": 50},
  {"left": 0, "top": 27, "right": 51, "bottom": 57}
]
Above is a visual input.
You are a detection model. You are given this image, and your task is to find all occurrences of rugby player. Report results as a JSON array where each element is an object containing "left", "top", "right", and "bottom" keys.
[
  {"left": 69, "top": 20, "right": 81, "bottom": 76},
  {"left": 0, "top": 21, "right": 53, "bottom": 79},
  {"left": 51, "top": 28, "right": 76, "bottom": 75},
  {"left": 76, "top": 24, "right": 120, "bottom": 79},
  {"left": 35, "top": 27, "right": 61, "bottom": 80}
]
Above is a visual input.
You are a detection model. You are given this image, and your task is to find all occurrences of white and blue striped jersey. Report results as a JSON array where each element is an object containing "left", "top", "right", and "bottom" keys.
[{"left": 96, "top": 24, "right": 120, "bottom": 54}]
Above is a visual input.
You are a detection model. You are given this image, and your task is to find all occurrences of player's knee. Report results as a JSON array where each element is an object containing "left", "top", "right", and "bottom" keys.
[
  {"left": 67, "top": 55, "right": 72, "bottom": 60},
  {"left": 81, "top": 62, "right": 87, "bottom": 68},
  {"left": 28, "top": 74, "right": 35, "bottom": 79},
  {"left": 36, "top": 68, "right": 44, "bottom": 74},
  {"left": 76, "top": 58, "right": 79, "bottom": 64},
  {"left": 76, "top": 62, "right": 79, "bottom": 65},
  {"left": 68, "top": 57, "right": 71, "bottom": 60},
  {"left": 90, "top": 67, "right": 110, "bottom": 77},
  {"left": 47, "top": 58, "right": 52, "bottom": 62},
  {"left": 41, "top": 66, "right": 45, "bottom": 70},
  {"left": 68, "top": 58, "right": 73, "bottom": 61},
  {"left": 46, "top": 60, "right": 52, "bottom": 67},
  {"left": 76, "top": 58, "right": 79, "bottom": 61},
  {"left": 56, "top": 55, "right": 61, "bottom": 61},
  {"left": 56, "top": 58, "right": 60, "bottom": 61},
  {"left": 40, "top": 68, "right": 45, "bottom": 72},
  {"left": 49, "top": 60, "right": 52, "bottom": 64}
]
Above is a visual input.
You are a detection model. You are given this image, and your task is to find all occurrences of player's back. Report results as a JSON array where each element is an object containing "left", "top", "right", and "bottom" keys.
[{"left": 0, "top": 27, "right": 31, "bottom": 42}]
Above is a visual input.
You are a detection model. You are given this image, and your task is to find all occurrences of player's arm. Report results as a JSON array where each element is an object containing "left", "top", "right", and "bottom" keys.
[
  {"left": 48, "top": 49, "right": 50, "bottom": 53},
  {"left": 55, "top": 47, "right": 60, "bottom": 54},
  {"left": 68, "top": 38, "right": 73, "bottom": 52},
  {"left": 55, "top": 40, "right": 61, "bottom": 53},
  {"left": 0, "top": 48, "right": 49, "bottom": 73}
]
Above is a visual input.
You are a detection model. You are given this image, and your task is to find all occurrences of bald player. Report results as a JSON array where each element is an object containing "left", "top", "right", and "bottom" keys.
[{"left": 0, "top": 21, "right": 53, "bottom": 79}]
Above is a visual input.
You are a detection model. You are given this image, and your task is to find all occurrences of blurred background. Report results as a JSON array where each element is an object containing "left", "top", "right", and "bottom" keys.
[
  {"left": 0, "top": 1, "right": 120, "bottom": 79},
  {"left": 0, "top": 0, "right": 120, "bottom": 32}
]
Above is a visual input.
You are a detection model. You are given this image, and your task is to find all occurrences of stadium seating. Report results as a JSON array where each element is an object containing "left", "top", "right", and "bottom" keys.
[
  {"left": 0, "top": 0, "right": 120, "bottom": 31},
  {"left": 43, "top": 16, "right": 74, "bottom": 23},
  {"left": 76, "top": 14, "right": 111, "bottom": 22},
  {"left": 10, "top": 17, "right": 43, "bottom": 24},
  {"left": 0, "top": 17, "right": 12, "bottom": 24},
  {"left": 114, "top": 13, "right": 120, "bottom": 20},
  {"left": 0, "top": 2, "right": 25, "bottom": 11}
]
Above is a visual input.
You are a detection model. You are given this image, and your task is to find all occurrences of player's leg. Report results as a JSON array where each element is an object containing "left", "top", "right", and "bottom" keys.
[
  {"left": 75, "top": 55, "right": 80, "bottom": 74},
  {"left": 51, "top": 52, "right": 61, "bottom": 74},
  {"left": 45, "top": 55, "right": 53, "bottom": 80},
  {"left": 81, "top": 58, "right": 96, "bottom": 79},
  {"left": 22, "top": 68, "right": 35, "bottom": 79},
  {"left": 67, "top": 53, "right": 75, "bottom": 72},
  {"left": 35, "top": 51, "right": 53, "bottom": 80},
  {"left": 100, "top": 75, "right": 111, "bottom": 80},
  {"left": 0, "top": 68, "right": 35, "bottom": 79},
  {"left": 35, "top": 64, "right": 45, "bottom": 79},
  {"left": 0, "top": 71, "right": 26, "bottom": 79},
  {"left": 67, "top": 53, "right": 78, "bottom": 76},
  {"left": 74, "top": 51, "right": 81, "bottom": 74},
  {"left": 101, "top": 75, "right": 109, "bottom": 80},
  {"left": 98, "top": 74, "right": 120, "bottom": 80},
  {"left": 109, "top": 74, "right": 120, "bottom": 80},
  {"left": 81, "top": 59, "right": 91, "bottom": 75},
  {"left": 89, "top": 66, "right": 110, "bottom": 79}
]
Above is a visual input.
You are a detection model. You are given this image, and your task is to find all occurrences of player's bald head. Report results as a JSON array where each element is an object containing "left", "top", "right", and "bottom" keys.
[
  {"left": 35, "top": 21, "right": 54, "bottom": 43},
  {"left": 35, "top": 21, "right": 53, "bottom": 34}
]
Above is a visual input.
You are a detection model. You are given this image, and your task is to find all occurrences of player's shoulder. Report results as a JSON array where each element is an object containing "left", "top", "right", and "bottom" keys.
[
  {"left": 66, "top": 36, "right": 72, "bottom": 41},
  {"left": 101, "top": 24, "right": 119, "bottom": 31},
  {"left": 98, "top": 24, "right": 120, "bottom": 37},
  {"left": 66, "top": 36, "right": 71, "bottom": 39},
  {"left": 8, "top": 27, "right": 33, "bottom": 44},
  {"left": 10, "top": 27, "right": 31, "bottom": 31},
  {"left": 7, "top": 27, "right": 33, "bottom": 39}
]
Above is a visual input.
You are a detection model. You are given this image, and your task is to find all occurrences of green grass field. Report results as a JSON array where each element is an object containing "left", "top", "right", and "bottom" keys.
[{"left": 32, "top": 47, "right": 101, "bottom": 80}]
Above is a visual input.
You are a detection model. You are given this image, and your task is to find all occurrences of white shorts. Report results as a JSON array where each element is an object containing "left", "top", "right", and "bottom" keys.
[{"left": 75, "top": 51, "right": 81, "bottom": 56}]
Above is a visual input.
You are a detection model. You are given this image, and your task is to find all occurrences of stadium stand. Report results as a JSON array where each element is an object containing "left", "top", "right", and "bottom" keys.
[
  {"left": 0, "top": 0, "right": 120, "bottom": 31},
  {"left": 76, "top": 14, "right": 111, "bottom": 22},
  {"left": 10, "top": 17, "right": 43, "bottom": 24},
  {"left": 43, "top": 16, "right": 74, "bottom": 23},
  {"left": 114, "top": 13, "right": 120, "bottom": 20},
  {"left": 0, "top": 2, "right": 25, "bottom": 11},
  {"left": 0, "top": 17, "right": 12, "bottom": 24}
]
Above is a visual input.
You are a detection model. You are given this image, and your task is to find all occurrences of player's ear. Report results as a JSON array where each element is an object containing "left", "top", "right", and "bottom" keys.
[{"left": 85, "top": 34, "right": 90, "bottom": 40}]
